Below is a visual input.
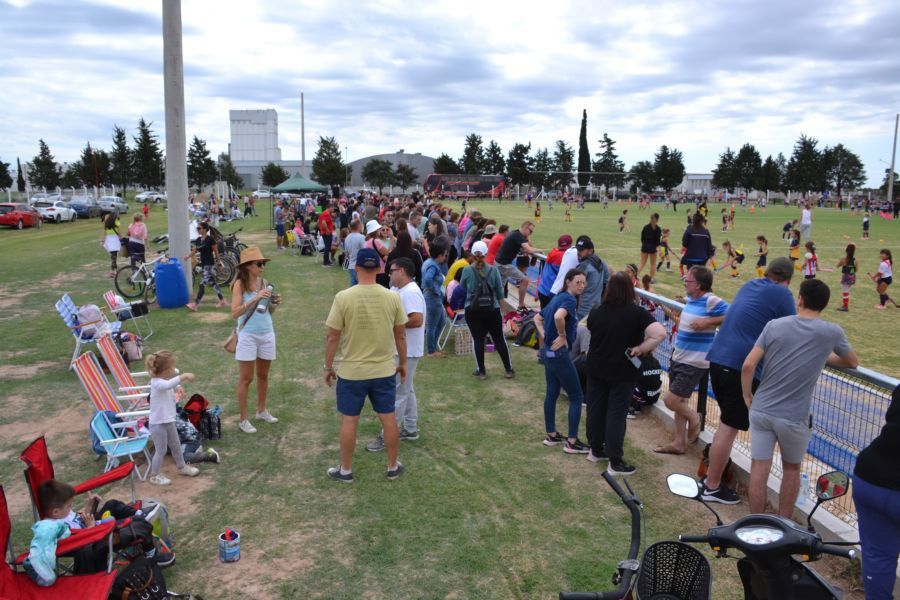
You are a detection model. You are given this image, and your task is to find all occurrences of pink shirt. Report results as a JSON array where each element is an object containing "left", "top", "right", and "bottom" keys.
[{"left": 127, "top": 221, "right": 148, "bottom": 243}]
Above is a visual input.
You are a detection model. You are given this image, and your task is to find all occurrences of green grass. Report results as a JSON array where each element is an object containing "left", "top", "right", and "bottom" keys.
[{"left": 0, "top": 199, "right": 886, "bottom": 598}]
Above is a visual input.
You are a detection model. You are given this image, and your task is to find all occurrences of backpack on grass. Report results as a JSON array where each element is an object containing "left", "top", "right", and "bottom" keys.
[
  {"left": 513, "top": 318, "right": 539, "bottom": 349},
  {"left": 181, "top": 394, "right": 221, "bottom": 441}
]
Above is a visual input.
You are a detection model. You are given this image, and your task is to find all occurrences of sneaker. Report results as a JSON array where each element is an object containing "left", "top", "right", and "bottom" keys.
[
  {"left": 149, "top": 474, "right": 171, "bottom": 486},
  {"left": 179, "top": 465, "right": 200, "bottom": 477},
  {"left": 607, "top": 460, "right": 637, "bottom": 476},
  {"left": 586, "top": 449, "right": 609, "bottom": 463},
  {"left": 701, "top": 483, "right": 741, "bottom": 504},
  {"left": 504, "top": 369, "right": 516, "bottom": 379},
  {"left": 875, "top": 304, "right": 886, "bottom": 310},
  {"left": 238, "top": 420, "right": 257, "bottom": 434},
  {"left": 387, "top": 462, "right": 404, "bottom": 480},
  {"left": 365, "top": 434, "right": 385, "bottom": 452},
  {"left": 542, "top": 432, "right": 566, "bottom": 446},
  {"left": 151, "top": 547, "right": 175, "bottom": 568},
  {"left": 327, "top": 466, "right": 354, "bottom": 483},
  {"left": 626, "top": 407, "right": 637, "bottom": 420},
  {"left": 186, "top": 301, "right": 198, "bottom": 311},
  {"left": 564, "top": 439, "right": 590, "bottom": 454},
  {"left": 256, "top": 410, "right": 278, "bottom": 423},
  {"left": 473, "top": 370, "right": 487, "bottom": 380},
  {"left": 399, "top": 429, "right": 419, "bottom": 441},
  {"left": 206, "top": 448, "right": 220, "bottom": 463},
  {"left": 517, "top": 306, "right": 529, "bottom": 315},
  {"left": 836, "top": 306, "right": 848, "bottom": 312},
  {"left": 215, "top": 299, "right": 228, "bottom": 308}
]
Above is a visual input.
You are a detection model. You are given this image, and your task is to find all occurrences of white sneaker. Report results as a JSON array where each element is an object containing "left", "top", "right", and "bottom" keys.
[
  {"left": 149, "top": 474, "right": 171, "bottom": 486},
  {"left": 179, "top": 465, "right": 200, "bottom": 477},
  {"left": 239, "top": 420, "right": 257, "bottom": 433},
  {"left": 256, "top": 410, "right": 278, "bottom": 423}
]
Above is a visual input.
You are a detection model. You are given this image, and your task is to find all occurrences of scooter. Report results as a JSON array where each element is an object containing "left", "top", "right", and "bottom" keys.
[
  {"left": 667, "top": 470, "right": 857, "bottom": 599},
  {"left": 560, "top": 472, "right": 713, "bottom": 599}
]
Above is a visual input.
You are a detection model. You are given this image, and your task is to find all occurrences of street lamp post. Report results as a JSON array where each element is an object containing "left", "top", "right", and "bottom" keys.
[{"left": 345, "top": 146, "right": 349, "bottom": 188}]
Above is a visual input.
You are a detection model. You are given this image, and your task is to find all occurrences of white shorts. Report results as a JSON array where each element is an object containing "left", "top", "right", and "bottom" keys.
[{"left": 235, "top": 330, "right": 276, "bottom": 362}]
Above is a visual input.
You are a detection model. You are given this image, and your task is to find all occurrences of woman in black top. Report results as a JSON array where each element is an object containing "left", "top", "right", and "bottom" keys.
[
  {"left": 185, "top": 222, "right": 226, "bottom": 310},
  {"left": 638, "top": 212, "right": 662, "bottom": 282},
  {"left": 385, "top": 230, "right": 423, "bottom": 286},
  {"left": 852, "top": 384, "right": 900, "bottom": 600},
  {"left": 584, "top": 272, "right": 666, "bottom": 475},
  {"left": 681, "top": 211, "right": 713, "bottom": 269}
]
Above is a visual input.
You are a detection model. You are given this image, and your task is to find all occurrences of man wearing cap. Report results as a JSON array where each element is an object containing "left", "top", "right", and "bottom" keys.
[
  {"left": 573, "top": 236, "right": 611, "bottom": 321},
  {"left": 699, "top": 257, "right": 797, "bottom": 503},
  {"left": 324, "top": 247, "right": 408, "bottom": 482},
  {"left": 494, "top": 221, "right": 541, "bottom": 313},
  {"left": 537, "top": 235, "right": 574, "bottom": 309}
]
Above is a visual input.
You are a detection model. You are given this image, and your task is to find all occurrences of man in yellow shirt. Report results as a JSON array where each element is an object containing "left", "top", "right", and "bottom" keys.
[{"left": 324, "top": 248, "right": 408, "bottom": 482}]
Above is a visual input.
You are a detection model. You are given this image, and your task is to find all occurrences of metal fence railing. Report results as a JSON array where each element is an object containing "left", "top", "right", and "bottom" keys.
[{"left": 529, "top": 254, "right": 897, "bottom": 526}]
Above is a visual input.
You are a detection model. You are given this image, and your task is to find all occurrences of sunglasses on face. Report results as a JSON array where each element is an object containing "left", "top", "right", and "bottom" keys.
[{"left": 254, "top": 261, "right": 266, "bottom": 268}]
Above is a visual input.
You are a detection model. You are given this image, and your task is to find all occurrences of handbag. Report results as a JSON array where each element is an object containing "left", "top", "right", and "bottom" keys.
[{"left": 223, "top": 281, "right": 265, "bottom": 353}]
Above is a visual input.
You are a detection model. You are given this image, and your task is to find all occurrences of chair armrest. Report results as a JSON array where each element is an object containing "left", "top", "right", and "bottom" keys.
[
  {"left": 116, "top": 392, "right": 148, "bottom": 402},
  {"left": 130, "top": 370, "right": 150, "bottom": 378},
  {"left": 13, "top": 521, "right": 117, "bottom": 564},
  {"left": 115, "top": 410, "right": 150, "bottom": 419},
  {"left": 67, "top": 319, "right": 102, "bottom": 331},
  {"left": 73, "top": 461, "right": 135, "bottom": 494},
  {"left": 118, "top": 384, "right": 151, "bottom": 392}
]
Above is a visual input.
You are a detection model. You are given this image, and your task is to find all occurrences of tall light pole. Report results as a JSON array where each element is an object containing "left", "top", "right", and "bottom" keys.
[
  {"left": 887, "top": 114, "right": 898, "bottom": 207},
  {"left": 162, "top": 0, "right": 191, "bottom": 290},
  {"left": 345, "top": 146, "right": 349, "bottom": 188}
]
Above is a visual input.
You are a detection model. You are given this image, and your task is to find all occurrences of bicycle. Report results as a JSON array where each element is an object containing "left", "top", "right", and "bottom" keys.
[{"left": 114, "top": 251, "right": 168, "bottom": 301}]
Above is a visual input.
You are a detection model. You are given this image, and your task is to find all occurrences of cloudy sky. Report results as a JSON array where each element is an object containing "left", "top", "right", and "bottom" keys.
[{"left": 2, "top": 0, "right": 898, "bottom": 186}]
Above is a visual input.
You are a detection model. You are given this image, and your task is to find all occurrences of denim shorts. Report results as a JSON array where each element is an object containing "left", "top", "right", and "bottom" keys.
[{"left": 336, "top": 374, "right": 396, "bottom": 416}]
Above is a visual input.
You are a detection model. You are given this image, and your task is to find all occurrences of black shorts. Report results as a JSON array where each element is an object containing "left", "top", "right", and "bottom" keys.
[
  {"left": 709, "top": 362, "right": 757, "bottom": 431},
  {"left": 878, "top": 276, "right": 892, "bottom": 286}
]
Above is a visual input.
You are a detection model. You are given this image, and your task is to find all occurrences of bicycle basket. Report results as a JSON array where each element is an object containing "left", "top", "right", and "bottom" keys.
[{"left": 636, "top": 541, "right": 711, "bottom": 600}]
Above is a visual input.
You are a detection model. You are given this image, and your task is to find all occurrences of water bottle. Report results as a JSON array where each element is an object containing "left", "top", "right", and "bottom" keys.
[
  {"left": 796, "top": 472, "right": 810, "bottom": 510},
  {"left": 256, "top": 285, "right": 274, "bottom": 313}
]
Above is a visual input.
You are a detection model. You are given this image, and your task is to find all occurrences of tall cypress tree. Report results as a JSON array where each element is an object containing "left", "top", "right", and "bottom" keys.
[
  {"left": 29, "top": 139, "right": 61, "bottom": 190},
  {"left": 16, "top": 158, "right": 26, "bottom": 192},
  {"left": 132, "top": 118, "right": 164, "bottom": 189},
  {"left": 110, "top": 125, "right": 132, "bottom": 194},
  {"left": 577, "top": 109, "right": 590, "bottom": 189}
]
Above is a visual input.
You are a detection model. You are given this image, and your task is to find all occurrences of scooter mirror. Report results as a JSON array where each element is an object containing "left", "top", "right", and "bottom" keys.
[
  {"left": 667, "top": 474, "right": 700, "bottom": 499},
  {"left": 815, "top": 471, "right": 849, "bottom": 501}
]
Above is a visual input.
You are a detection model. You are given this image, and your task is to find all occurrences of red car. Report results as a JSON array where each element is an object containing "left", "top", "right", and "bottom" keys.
[{"left": 0, "top": 203, "right": 42, "bottom": 229}]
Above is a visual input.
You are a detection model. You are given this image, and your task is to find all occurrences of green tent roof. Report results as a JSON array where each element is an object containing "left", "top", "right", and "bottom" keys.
[{"left": 271, "top": 173, "right": 328, "bottom": 193}]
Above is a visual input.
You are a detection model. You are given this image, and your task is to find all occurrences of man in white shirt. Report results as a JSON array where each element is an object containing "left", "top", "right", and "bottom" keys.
[
  {"left": 800, "top": 202, "right": 813, "bottom": 241},
  {"left": 550, "top": 245, "right": 581, "bottom": 295},
  {"left": 366, "top": 257, "right": 426, "bottom": 451}
]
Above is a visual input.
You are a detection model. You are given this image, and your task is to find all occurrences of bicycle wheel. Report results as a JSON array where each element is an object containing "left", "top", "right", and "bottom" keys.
[
  {"left": 215, "top": 256, "right": 236, "bottom": 286},
  {"left": 144, "top": 281, "right": 158, "bottom": 305},
  {"left": 115, "top": 265, "right": 146, "bottom": 299}
]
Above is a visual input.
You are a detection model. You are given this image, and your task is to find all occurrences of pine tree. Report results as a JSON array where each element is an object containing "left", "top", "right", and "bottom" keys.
[
  {"left": 759, "top": 155, "right": 782, "bottom": 193},
  {"left": 16, "top": 158, "right": 26, "bottom": 192},
  {"left": 110, "top": 125, "right": 132, "bottom": 194},
  {"left": 711, "top": 147, "right": 738, "bottom": 193},
  {"left": 484, "top": 140, "right": 505, "bottom": 175},
  {"left": 734, "top": 143, "right": 762, "bottom": 193},
  {"left": 132, "top": 118, "right": 164, "bottom": 190},
  {"left": 394, "top": 164, "right": 418, "bottom": 192},
  {"left": 460, "top": 134, "right": 485, "bottom": 174},
  {"left": 260, "top": 163, "right": 289, "bottom": 188},
  {"left": 432, "top": 153, "right": 460, "bottom": 174},
  {"left": 506, "top": 143, "right": 533, "bottom": 187},
  {"left": 551, "top": 140, "right": 575, "bottom": 190},
  {"left": 785, "top": 134, "right": 825, "bottom": 193},
  {"left": 577, "top": 110, "right": 591, "bottom": 189},
  {"left": 0, "top": 158, "right": 12, "bottom": 190},
  {"left": 361, "top": 159, "right": 395, "bottom": 193},
  {"left": 653, "top": 145, "right": 685, "bottom": 192},
  {"left": 28, "top": 139, "right": 61, "bottom": 190},
  {"left": 823, "top": 144, "right": 866, "bottom": 197},
  {"left": 592, "top": 133, "right": 626, "bottom": 193},
  {"left": 530, "top": 148, "right": 552, "bottom": 191},
  {"left": 217, "top": 153, "right": 244, "bottom": 190},
  {"left": 311, "top": 136, "right": 347, "bottom": 186},
  {"left": 187, "top": 136, "right": 217, "bottom": 191}
]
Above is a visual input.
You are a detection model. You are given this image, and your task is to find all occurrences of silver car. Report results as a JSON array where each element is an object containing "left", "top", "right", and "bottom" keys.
[{"left": 99, "top": 195, "right": 129, "bottom": 214}]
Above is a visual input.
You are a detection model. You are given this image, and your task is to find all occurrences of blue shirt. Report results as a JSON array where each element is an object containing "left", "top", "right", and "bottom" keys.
[
  {"left": 672, "top": 292, "right": 729, "bottom": 368},
  {"left": 541, "top": 292, "right": 578, "bottom": 350},
  {"left": 421, "top": 258, "right": 444, "bottom": 297},
  {"left": 706, "top": 278, "right": 796, "bottom": 372}
]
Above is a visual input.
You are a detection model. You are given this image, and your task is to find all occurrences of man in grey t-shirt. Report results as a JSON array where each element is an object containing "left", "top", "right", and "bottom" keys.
[
  {"left": 742, "top": 279, "right": 857, "bottom": 516},
  {"left": 343, "top": 219, "right": 366, "bottom": 287}
]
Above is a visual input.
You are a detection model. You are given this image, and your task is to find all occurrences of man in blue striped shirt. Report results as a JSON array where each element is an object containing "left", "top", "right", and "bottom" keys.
[{"left": 655, "top": 266, "right": 729, "bottom": 455}]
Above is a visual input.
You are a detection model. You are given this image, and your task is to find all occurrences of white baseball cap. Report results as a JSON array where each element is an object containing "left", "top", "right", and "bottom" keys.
[{"left": 471, "top": 241, "right": 489, "bottom": 256}]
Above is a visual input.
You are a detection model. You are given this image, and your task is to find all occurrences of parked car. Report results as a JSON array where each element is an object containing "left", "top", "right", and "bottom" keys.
[
  {"left": 34, "top": 200, "right": 77, "bottom": 223},
  {"left": 98, "top": 195, "right": 129, "bottom": 215},
  {"left": 28, "top": 192, "right": 51, "bottom": 205},
  {"left": 135, "top": 191, "right": 166, "bottom": 203},
  {"left": 0, "top": 203, "right": 42, "bottom": 229},
  {"left": 69, "top": 196, "right": 102, "bottom": 219},
  {"left": 252, "top": 189, "right": 271, "bottom": 199}
]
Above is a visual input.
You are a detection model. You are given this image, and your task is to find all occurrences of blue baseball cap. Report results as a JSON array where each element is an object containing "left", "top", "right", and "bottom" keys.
[{"left": 356, "top": 247, "right": 381, "bottom": 269}]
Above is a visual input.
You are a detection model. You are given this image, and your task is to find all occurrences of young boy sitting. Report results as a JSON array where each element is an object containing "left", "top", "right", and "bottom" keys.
[{"left": 36, "top": 479, "right": 172, "bottom": 574}]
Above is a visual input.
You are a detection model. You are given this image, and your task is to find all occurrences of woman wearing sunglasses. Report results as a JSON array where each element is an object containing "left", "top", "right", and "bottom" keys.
[{"left": 231, "top": 246, "right": 281, "bottom": 434}]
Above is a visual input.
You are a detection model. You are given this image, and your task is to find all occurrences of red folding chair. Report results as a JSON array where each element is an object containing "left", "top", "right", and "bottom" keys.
[
  {"left": 0, "top": 485, "right": 117, "bottom": 599},
  {"left": 20, "top": 437, "right": 135, "bottom": 523}
]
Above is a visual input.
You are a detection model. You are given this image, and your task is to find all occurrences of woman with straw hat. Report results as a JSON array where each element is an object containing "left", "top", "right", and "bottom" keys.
[{"left": 231, "top": 246, "right": 281, "bottom": 434}]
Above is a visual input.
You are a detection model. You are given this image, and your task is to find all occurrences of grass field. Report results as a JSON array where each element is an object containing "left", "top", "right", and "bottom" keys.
[{"left": 0, "top": 196, "right": 888, "bottom": 599}]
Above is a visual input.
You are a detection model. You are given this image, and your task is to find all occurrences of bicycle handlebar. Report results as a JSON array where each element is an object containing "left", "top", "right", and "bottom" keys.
[{"left": 679, "top": 534, "right": 710, "bottom": 544}]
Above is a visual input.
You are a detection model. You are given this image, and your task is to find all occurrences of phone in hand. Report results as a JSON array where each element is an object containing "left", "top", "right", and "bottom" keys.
[
  {"left": 87, "top": 496, "right": 100, "bottom": 517},
  {"left": 625, "top": 349, "right": 642, "bottom": 369}
]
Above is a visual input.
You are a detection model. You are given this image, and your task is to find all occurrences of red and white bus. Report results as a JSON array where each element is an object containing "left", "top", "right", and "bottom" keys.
[{"left": 423, "top": 173, "right": 505, "bottom": 198}]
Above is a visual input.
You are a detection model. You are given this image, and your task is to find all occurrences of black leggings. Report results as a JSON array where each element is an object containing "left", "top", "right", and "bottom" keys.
[{"left": 466, "top": 307, "right": 512, "bottom": 373}]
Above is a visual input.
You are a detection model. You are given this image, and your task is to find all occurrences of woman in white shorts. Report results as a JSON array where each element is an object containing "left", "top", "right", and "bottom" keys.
[{"left": 231, "top": 246, "right": 281, "bottom": 433}]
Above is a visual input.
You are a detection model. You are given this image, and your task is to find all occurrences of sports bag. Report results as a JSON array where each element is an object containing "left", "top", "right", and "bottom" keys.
[
  {"left": 514, "top": 318, "right": 539, "bottom": 349},
  {"left": 109, "top": 555, "right": 169, "bottom": 600}
]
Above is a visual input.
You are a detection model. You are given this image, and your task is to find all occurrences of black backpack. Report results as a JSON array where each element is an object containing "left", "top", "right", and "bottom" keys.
[
  {"left": 514, "top": 318, "right": 539, "bottom": 349},
  {"left": 633, "top": 355, "right": 663, "bottom": 406},
  {"left": 469, "top": 268, "right": 494, "bottom": 311},
  {"left": 109, "top": 555, "right": 170, "bottom": 600}
]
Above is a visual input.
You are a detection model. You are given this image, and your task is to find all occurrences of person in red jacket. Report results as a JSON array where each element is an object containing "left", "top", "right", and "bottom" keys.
[
  {"left": 485, "top": 224, "right": 508, "bottom": 265},
  {"left": 318, "top": 205, "right": 335, "bottom": 267}
]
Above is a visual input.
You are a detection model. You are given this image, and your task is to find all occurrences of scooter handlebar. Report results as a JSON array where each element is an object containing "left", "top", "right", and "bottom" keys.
[
  {"left": 818, "top": 544, "right": 856, "bottom": 559},
  {"left": 679, "top": 534, "right": 710, "bottom": 544}
]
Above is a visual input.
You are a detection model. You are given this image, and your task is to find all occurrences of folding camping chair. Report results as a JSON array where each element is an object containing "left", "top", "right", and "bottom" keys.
[
  {"left": 20, "top": 436, "right": 137, "bottom": 523},
  {"left": 56, "top": 293, "right": 120, "bottom": 370},
  {"left": 102, "top": 290, "right": 152, "bottom": 339},
  {"left": 294, "top": 231, "right": 319, "bottom": 256},
  {"left": 0, "top": 485, "right": 117, "bottom": 599},
  {"left": 96, "top": 333, "right": 150, "bottom": 395},
  {"left": 438, "top": 308, "right": 466, "bottom": 351},
  {"left": 72, "top": 352, "right": 149, "bottom": 416},
  {"left": 90, "top": 413, "right": 152, "bottom": 481}
]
